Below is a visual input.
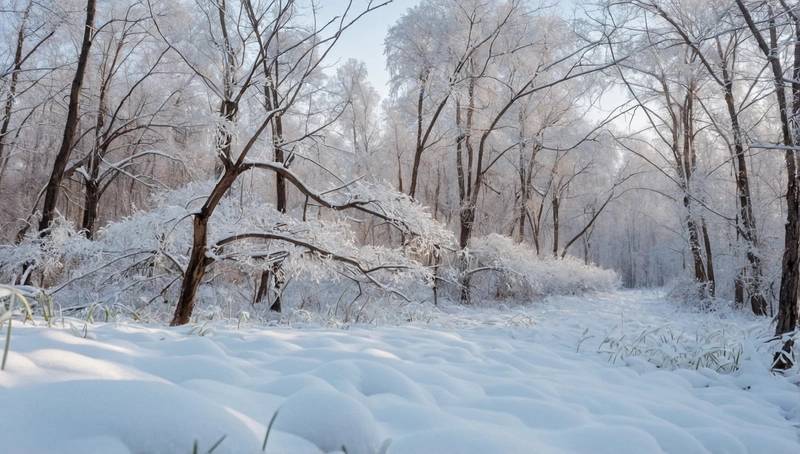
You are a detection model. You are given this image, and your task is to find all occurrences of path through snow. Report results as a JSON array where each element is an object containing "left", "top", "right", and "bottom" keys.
[{"left": 1, "top": 290, "right": 799, "bottom": 453}]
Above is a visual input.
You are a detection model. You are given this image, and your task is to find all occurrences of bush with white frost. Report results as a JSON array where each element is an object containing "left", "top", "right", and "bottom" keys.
[
  {"left": 0, "top": 179, "right": 452, "bottom": 321},
  {"left": 461, "top": 233, "right": 619, "bottom": 301},
  {"left": 0, "top": 190, "right": 623, "bottom": 322}
]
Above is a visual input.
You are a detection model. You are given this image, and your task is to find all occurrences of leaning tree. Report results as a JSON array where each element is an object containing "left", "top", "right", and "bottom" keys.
[{"left": 149, "top": 0, "right": 454, "bottom": 325}]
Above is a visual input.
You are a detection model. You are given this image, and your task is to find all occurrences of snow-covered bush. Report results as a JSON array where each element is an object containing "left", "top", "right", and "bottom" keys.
[
  {"left": 458, "top": 233, "right": 619, "bottom": 301},
  {"left": 594, "top": 321, "right": 799, "bottom": 374},
  {"left": 0, "top": 180, "right": 453, "bottom": 322},
  {"left": 598, "top": 325, "right": 749, "bottom": 373}
]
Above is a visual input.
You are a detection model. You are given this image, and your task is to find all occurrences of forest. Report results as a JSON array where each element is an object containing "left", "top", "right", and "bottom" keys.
[{"left": 1, "top": 0, "right": 800, "bottom": 453}]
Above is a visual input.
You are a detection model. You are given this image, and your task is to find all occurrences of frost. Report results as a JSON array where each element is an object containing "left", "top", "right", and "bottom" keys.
[{"left": 462, "top": 233, "right": 620, "bottom": 301}]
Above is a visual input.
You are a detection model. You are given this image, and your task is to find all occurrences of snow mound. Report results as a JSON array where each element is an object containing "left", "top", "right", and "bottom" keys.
[{"left": 275, "top": 388, "right": 382, "bottom": 454}]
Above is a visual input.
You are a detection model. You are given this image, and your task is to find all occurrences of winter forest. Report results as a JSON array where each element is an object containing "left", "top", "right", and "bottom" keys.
[{"left": 2, "top": 0, "right": 800, "bottom": 452}]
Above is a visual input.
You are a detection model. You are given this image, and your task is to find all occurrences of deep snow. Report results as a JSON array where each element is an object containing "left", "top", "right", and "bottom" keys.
[{"left": 1, "top": 290, "right": 799, "bottom": 453}]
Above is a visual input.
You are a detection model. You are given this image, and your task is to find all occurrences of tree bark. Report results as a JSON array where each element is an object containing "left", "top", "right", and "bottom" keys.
[
  {"left": 455, "top": 76, "right": 476, "bottom": 304},
  {"left": 552, "top": 193, "right": 560, "bottom": 258},
  {"left": 701, "top": 218, "right": 716, "bottom": 297},
  {"left": 408, "top": 73, "right": 426, "bottom": 198},
  {"left": 736, "top": 0, "right": 799, "bottom": 350},
  {"left": 37, "top": 0, "right": 96, "bottom": 235},
  {"left": 81, "top": 180, "right": 99, "bottom": 239},
  {"left": 721, "top": 61, "right": 766, "bottom": 314},
  {"left": 172, "top": 169, "right": 239, "bottom": 325}
]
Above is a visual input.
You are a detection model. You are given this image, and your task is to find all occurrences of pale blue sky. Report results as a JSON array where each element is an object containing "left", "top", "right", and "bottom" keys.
[{"left": 324, "top": 0, "right": 421, "bottom": 97}]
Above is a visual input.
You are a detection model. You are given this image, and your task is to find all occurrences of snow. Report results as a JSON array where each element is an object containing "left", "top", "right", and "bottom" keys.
[{"left": 2, "top": 290, "right": 799, "bottom": 453}]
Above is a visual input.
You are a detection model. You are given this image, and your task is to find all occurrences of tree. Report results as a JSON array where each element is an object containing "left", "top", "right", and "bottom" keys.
[
  {"left": 37, "top": 0, "right": 96, "bottom": 235},
  {"left": 734, "top": 0, "right": 799, "bottom": 366},
  {"left": 386, "top": 0, "right": 515, "bottom": 199},
  {"left": 148, "top": 0, "right": 453, "bottom": 325},
  {"left": 626, "top": 0, "right": 767, "bottom": 310},
  {"left": 610, "top": 38, "right": 718, "bottom": 299},
  {"left": 0, "top": 0, "right": 54, "bottom": 188}
]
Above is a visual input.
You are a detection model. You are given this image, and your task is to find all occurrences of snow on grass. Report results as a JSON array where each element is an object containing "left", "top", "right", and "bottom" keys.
[{"left": 1, "top": 290, "right": 799, "bottom": 453}]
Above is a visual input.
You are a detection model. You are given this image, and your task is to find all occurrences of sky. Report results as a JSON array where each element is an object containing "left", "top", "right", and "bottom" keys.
[{"left": 323, "top": 0, "right": 421, "bottom": 98}]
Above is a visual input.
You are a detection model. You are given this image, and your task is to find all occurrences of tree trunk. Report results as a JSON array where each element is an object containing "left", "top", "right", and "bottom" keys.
[
  {"left": 701, "top": 218, "right": 715, "bottom": 297},
  {"left": 271, "top": 103, "right": 286, "bottom": 212},
  {"left": 254, "top": 77, "right": 287, "bottom": 314},
  {"left": 776, "top": 3, "right": 800, "bottom": 339},
  {"left": 172, "top": 215, "right": 210, "bottom": 325},
  {"left": 457, "top": 201, "right": 476, "bottom": 305},
  {"left": 684, "top": 196, "right": 708, "bottom": 291},
  {"left": 722, "top": 72, "right": 766, "bottom": 314},
  {"left": 172, "top": 169, "right": 239, "bottom": 325},
  {"left": 270, "top": 264, "right": 284, "bottom": 312},
  {"left": 516, "top": 111, "right": 527, "bottom": 242},
  {"left": 454, "top": 76, "right": 476, "bottom": 305},
  {"left": 734, "top": 272, "right": 745, "bottom": 309},
  {"left": 552, "top": 194, "right": 560, "bottom": 258},
  {"left": 81, "top": 180, "right": 99, "bottom": 239},
  {"left": 38, "top": 0, "right": 96, "bottom": 234},
  {"left": 408, "top": 75, "right": 426, "bottom": 198},
  {"left": 736, "top": 0, "right": 794, "bottom": 323},
  {"left": 254, "top": 268, "right": 270, "bottom": 305},
  {"left": 253, "top": 263, "right": 284, "bottom": 312}
]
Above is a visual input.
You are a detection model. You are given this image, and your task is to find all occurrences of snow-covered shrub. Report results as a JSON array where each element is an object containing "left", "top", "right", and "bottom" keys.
[
  {"left": 0, "top": 179, "right": 453, "bottom": 322},
  {"left": 598, "top": 325, "right": 748, "bottom": 373},
  {"left": 0, "top": 218, "right": 98, "bottom": 287},
  {"left": 665, "top": 275, "right": 725, "bottom": 307},
  {"left": 594, "top": 321, "right": 798, "bottom": 374},
  {"left": 458, "top": 233, "right": 619, "bottom": 301}
]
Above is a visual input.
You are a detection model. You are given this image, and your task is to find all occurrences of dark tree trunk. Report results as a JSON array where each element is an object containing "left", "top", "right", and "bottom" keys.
[
  {"left": 253, "top": 263, "right": 284, "bottom": 312},
  {"left": 254, "top": 268, "right": 270, "bottom": 305},
  {"left": 81, "top": 180, "right": 99, "bottom": 239},
  {"left": 38, "top": 0, "right": 96, "bottom": 234},
  {"left": 408, "top": 72, "right": 450, "bottom": 199},
  {"left": 254, "top": 74, "right": 287, "bottom": 314},
  {"left": 736, "top": 0, "right": 799, "bottom": 355},
  {"left": 552, "top": 194, "right": 560, "bottom": 258},
  {"left": 269, "top": 88, "right": 287, "bottom": 213},
  {"left": 776, "top": 2, "right": 800, "bottom": 339},
  {"left": 172, "top": 169, "right": 239, "bottom": 326},
  {"left": 172, "top": 215, "right": 210, "bottom": 326},
  {"left": 701, "top": 219, "right": 716, "bottom": 297},
  {"left": 722, "top": 68, "right": 766, "bottom": 314},
  {"left": 408, "top": 75, "right": 426, "bottom": 198}
]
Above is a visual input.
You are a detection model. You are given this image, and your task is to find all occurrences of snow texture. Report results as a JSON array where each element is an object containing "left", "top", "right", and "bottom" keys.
[{"left": 1, "top": 290, "right": 799, "bottom": 453}]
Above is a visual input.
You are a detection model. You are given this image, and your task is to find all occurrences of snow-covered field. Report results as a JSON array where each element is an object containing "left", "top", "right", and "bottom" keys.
[{"left": 2, "top": 290, "right": 799, "bottom": 454}]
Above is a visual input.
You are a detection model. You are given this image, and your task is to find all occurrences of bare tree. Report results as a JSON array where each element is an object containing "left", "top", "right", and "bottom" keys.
[
  {"left": 150, "top": 0, "right": 423, "bottom": 325},
  {"left": 453, "top": 18, "right": 623, "bottom": 302},
  {"left": 0, "top": 0, "right": 54, "bottom": 188},
  {"left": 734, "top": 0, "right": 799, "bottom": 366},
  {"left": 386, "top": 0, "right": 519, "bottom": 199},
  {"left": 628, "top": 0, "right": 767, "bottom": 309},
  {"left": 37, "top": 0, "right": 96, "bottom": 235}
]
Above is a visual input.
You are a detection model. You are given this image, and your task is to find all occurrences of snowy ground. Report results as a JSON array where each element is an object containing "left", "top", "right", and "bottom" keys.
[{"left": 2, "top": 290, "right": 800, "bottom": 453}]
